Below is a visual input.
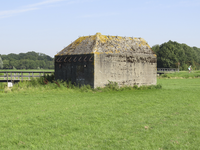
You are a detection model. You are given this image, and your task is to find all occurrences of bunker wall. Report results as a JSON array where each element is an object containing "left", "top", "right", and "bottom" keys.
[
  {"left": 94, "top": 53, "right": 157, "bottom": 88},
  {"left": 55, "top": 54, "right": 94, "bottom": 88}
]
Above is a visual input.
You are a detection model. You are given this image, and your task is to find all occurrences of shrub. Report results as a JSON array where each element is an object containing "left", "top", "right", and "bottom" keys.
[
  {"left": 133, "top": 85, "right": 138, "bottom": 89},
  {"left": 105, "top": 81, "right": 119, "bottom": 91},
  {"left": 155, "top": 84, "right": 162, "bottom": 89},
  {"left": 80, "top": 84, "right": 92, "bottom": 92},
  {"left": 161, "top": 74, "right": 170, "bottom": 78}
]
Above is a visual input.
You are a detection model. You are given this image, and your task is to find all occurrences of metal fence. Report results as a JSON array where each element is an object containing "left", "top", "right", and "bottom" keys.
[
  {"left": 0, "top": 71, "right": 54, "bottom": 82},
  {"left": 157, "top": 68, "right": 178, "bottom": 72}
]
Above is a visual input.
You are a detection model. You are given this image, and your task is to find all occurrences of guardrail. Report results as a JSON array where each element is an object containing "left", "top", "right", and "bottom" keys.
[
  {"left": 0, "top": 69, "right": 178, "bottom": 82},
  {"left": 157, "top": 68, "right": 178, "bottom": 72},
  {"left": 157, "top": 68, "right": 179, "bottom": 74},
  {"left": 0, "top": 71, "right": 54, "bottom": 82}
]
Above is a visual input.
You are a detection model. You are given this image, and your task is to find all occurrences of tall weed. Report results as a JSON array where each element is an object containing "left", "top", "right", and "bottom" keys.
[
  {"left": 104, "top": 81, "right": 120, "bottom": 91},
  {"left": 0, "top": 83, "right": 6, "bottom": 93},
  {"left": 80, "top": 84, "right": 92, "bottom": 92}
]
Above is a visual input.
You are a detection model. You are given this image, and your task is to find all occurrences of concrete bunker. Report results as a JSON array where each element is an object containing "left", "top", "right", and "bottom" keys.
[{"left": 55, "top": 33, "right": 157, "bottom": 88}]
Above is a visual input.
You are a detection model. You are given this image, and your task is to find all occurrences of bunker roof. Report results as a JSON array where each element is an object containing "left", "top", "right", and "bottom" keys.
[{"left": 56, "top": 33, "right": 155, "bottom": 56}]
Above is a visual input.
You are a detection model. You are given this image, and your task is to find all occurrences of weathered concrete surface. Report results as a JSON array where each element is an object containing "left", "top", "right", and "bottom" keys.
[
  {"left": 55, "top": 33, "right": 157, "bottom": 88},
  {"left": 94, "top": 53, "right": 157, "bottom": 88},
  {"left": 56, "top": 33, "right": 153, "bottom": 55}
]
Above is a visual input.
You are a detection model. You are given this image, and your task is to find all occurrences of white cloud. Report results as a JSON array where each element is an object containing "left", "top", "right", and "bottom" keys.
[
  {"left": 65, "top": 0, "right": 96, "bottom": 5},
  {"left": 26, "top": 0, "right": 65, "bottom": 8},
  {"left": 0, "top": 0, "right": 97, "bottom": 19},
  {"left": 0, "top": 0, "right": 65, "bottom": 19},
  {"left": 146, "top": 0, "right": 200, "bottom": 9},
  {"left": 0, "top": 7, "right": 38, "bottom": 19},
  {"left": 80, "top": 12, "right": 119, "bottom": 18}
]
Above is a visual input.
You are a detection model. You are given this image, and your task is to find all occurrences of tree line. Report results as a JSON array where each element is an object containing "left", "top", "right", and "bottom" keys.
[
  {"left": 152, "top": 41, "right": 200, "bottom": 70},
  {"left": 0, "top": 51, "right": 54, "bottom": 69},
  {"left": 0, "top": 41, "right": 200, "bottom": 70}
]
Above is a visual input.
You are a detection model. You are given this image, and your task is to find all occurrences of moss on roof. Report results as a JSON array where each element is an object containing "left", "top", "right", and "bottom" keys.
[{"left": 56, "top": 33, "right": 155, "bottom": 56}]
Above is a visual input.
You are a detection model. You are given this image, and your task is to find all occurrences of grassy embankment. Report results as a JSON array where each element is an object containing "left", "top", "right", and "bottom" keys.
[{"left": 0, "top": 73, "right": 200, "bottom": 149}]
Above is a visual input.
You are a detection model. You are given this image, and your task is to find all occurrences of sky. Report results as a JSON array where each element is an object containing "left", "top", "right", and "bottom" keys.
[{"left": 0, "top": 0, "right": 200, "bottom": 57}]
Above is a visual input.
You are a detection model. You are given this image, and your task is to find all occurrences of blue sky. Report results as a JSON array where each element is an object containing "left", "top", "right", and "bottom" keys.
[{"left": 0, "top": 0, "right": 200, "bottom": 57}]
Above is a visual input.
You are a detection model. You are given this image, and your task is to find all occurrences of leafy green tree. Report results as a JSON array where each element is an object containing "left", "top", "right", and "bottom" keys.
[
  {"left": 152, "top": 44, "right": 159, "bottom": 54},
  {"left": 3, "top": 60, "right": 9, "bottom": 69},
  {"left": 0, "top": 56, "right": 3, "bottom": 69},
  {"left": 1, "top": 51, "right": 54, "bottom": 69},
  {"left": 157, "top": 41, "right": 178, "bottom": 68},
  {"left": 153, "top": 40, "right": 200, "bottom": 70}
]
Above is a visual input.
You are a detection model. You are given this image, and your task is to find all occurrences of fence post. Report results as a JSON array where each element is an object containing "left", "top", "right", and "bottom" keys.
[
  {"left": 22, "top": 72, "right": 23, "bottom": 81},
  {"left": 11, "top": 72, "right": 12, "bottom": 82}
]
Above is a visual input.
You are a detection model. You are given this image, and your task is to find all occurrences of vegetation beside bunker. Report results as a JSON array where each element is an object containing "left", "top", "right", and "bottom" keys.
[{"left": 1, "top": 75, "right": 162, "bottom": 93}]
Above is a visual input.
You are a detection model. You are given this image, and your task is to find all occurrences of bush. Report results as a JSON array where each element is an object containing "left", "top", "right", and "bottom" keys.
[
  {"left": 80, "top": 84, "right": 92, "bottom": 92},
  {"left": 104, "top": 81, "right": 119, "bottom": 91},
  {"left": 155, "top": 84, "right": 162, "bottom": 89},
  {"left": 133, "top": 85, "right": 138, "bottom": 89},
  {"left": 161, "top": 74, "right": 170, "bottom": 78}
]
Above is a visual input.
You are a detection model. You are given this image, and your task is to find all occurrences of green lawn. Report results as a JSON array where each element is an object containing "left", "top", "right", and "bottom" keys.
[
  {"left": 159, "top": 70, "right": 200, "bottom": 78},
  {"left": 0, "top": 78, "right": 200, "bottom": 149}
]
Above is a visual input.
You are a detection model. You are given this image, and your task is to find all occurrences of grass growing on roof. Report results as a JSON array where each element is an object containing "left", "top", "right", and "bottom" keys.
[{"left": 0, "top": 78, "right": 200, "bottom": 149}]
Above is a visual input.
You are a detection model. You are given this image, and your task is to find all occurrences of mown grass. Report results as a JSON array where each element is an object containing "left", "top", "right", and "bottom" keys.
[
  {"left": 0, "top": 78, "right": 200, "bottom": 149},
  {"left": 159, "top": 70, "right": 200, "bottom": 78}
]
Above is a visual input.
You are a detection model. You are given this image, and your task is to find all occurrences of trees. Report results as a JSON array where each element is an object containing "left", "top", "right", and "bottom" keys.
[
  {"left": 0, "top": 56, "right": 3, "bottom": 69},
  {"left": 1, "top": 51, "right": 54, "bottom": 69},
  {"left": 2, "top": 60, "right": 9, "bottom": 69},
  {"left": 152, "top": 44, "right": 159, "bottom": 54},
  {"left": 152, "top": 41, "right": 200, "bottom": 70}
]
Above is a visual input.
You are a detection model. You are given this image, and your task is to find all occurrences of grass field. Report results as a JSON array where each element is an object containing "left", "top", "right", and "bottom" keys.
[
  {"left": 159, "top": 70, "right": 200, "bottom": 78},
  {"left": 0, "top": 78, "right": 200, "bottom": 149}
]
